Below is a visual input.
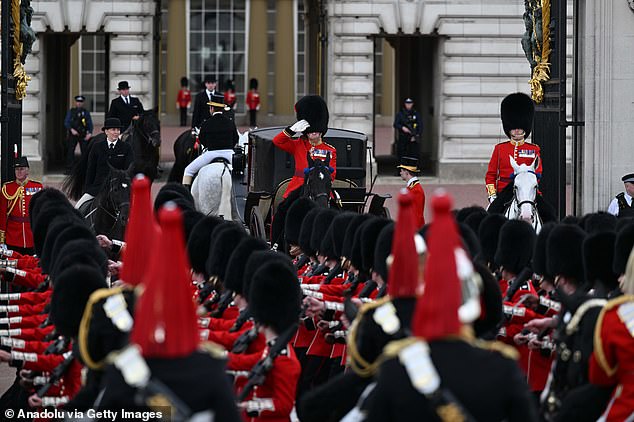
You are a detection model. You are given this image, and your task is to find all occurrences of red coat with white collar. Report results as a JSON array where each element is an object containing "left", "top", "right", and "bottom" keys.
[{"left": 485, "top": 140, "right": 542, "bottom": 196}]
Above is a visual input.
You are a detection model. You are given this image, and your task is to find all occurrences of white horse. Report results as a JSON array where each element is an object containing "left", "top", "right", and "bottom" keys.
[
  {"left": 504, "top": 156, "right": 543, "bottom": 233},
  {"left": 191, "top": 159, "right": 241, "bottom": 222}
]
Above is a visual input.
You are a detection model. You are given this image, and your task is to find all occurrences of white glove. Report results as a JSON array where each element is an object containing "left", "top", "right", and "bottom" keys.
[
  {"left": 290, "top": 119, "right": 310, "bottom": 133},
  {"left": 488, "top": 195, "right": 497, "bottom": 204}
]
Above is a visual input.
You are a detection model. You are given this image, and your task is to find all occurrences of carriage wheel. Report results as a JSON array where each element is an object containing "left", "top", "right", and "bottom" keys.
[
  {"left": 380, "top": 207, "right": 391, "bottom": 219},
  {"left": 249, "top": 206, "right": 267, "bottom": 241}
]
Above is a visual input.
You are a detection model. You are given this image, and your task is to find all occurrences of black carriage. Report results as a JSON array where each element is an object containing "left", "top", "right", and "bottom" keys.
[{"left": 244, "top": 126, "right": 390, "bottom": 240}]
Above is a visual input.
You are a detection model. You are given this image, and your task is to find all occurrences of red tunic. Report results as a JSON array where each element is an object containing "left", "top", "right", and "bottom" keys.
[
  {"left": 176, "top": 88, "right": 191, "bottom": 108},
  {"left": 224, "top": 90, "right": 237, "bottom": 108},
  {"left": 0, "top": 179, "right": 43, "bottom": 248},
  {"left": 485, "top": 140, "right": 542, "bottom": 196},
  {"left": 272, "top": 131, "right": 337, "bottom": 198},
  {"left": 407, "top": 178, "right": 426, "bottom": 228},
  {"left": 589, "top": 295, "right": 634, "bottom": 422},
  {"left": 246, "top": 90, "right": 260, "bottom": 111}
]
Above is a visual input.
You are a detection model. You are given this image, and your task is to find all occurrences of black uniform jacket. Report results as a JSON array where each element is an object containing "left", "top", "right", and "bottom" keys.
[
  {"left": 84, "top": 139, "right": 134, "bottom": 196},
  {"left": 107, "top": 96, "right": 144, "bottom": 130}
]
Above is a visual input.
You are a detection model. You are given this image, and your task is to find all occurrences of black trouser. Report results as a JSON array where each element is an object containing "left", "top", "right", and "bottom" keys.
[
  {"left": 397, "top": 135, "right": 419, "bottom": 161},
  {"left": 66, "top": 135, "right": 87, "bottom": 169},
  {"left": 179, "top": 107, "right": 188, "bottom": 126},
  {"left": 249, "top": 109, "right": 257, "bottom": 127}
]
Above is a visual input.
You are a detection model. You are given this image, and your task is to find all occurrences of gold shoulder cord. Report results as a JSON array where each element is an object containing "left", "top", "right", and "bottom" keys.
[
  {"left": 78, "top": 286, "right": 126, "bottom": 370},
  {"left": 2, "top": 184, "right": 24, "bottom": 217},
  {"left": 593, "top": 295, "right": 634, "bottom": 378},
  {"left": 346, "top": 296, "right": 391, "bottom": 377}
]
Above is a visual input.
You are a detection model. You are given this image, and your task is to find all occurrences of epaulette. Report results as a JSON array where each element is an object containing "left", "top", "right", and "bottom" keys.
[
  {"left": 29, "top": 180, "right": 42, "bottom": 185},
  {"left": 473, "top": 339, "right": 519, "bottom": 360},
  {"left": 565, "top": 298, "right": 607, "bottom": 336},
  {"left": 323, "top": 142, "right": 336, "bottom": 151},
  {"left": 408, "top": 180, "right": 420, "bottom": 189},
  {"left": 198, "top": 341, "right": 227, "bottom": 359},
  {"left": 593, "top": 294, "right": 634, "bottom": 377}
]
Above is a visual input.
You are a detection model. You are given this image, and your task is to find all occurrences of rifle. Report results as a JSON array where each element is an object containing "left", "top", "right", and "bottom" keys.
[
  {"left": 237, "top": 323, "right": 298, "bottom": 402},
  {"left": 209, "top": 290, "right": 234, "bottom": 318},
  {"left": 503, "top": 267, "right": 533, "bottom": 303},
  {"left": 36, "top": 351, "right": 74, "bottom": 398},
  {"left": 230, "top": 308, "right": 252, "bottom": 333},
  {"left": 231, "top": 325, "right": 259, "bottom": 354},
  {"left": 44, "top": 336, "right": 69, "bottom": 356}
]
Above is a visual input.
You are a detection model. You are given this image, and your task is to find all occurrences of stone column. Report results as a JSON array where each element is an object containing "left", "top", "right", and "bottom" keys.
[
  {"left": 579, "top": 0, "right": 634, "bottom": 213},
  {"left": 274, "top": 0, "right": 295, "bottom": 115}
]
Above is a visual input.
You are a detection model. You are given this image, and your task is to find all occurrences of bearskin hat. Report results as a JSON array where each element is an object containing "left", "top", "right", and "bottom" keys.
[
  {"left": 182, "top": 210, "right": 204, "bottom": 242},
  {"left": 295, "top": 95, "right": 329, "bottom": 134},
  {"left": 547, "top": 224, "right": 586, "bottom": 281},
  {"left": 584, "top": 231, "right": 619, "bottom": 291},
  {"left": 224, "top": 237, "right": 269, "bottom": 295},
  {"left": 32, "top": 206, "right": 82, "bottom": 256},
  {"left": 199, "top": 114, "right": 238, "bottom": 151},
  {"left": 500, "top": 92, "right": 535, "bottom": 139},
  {"left": 249, "top": 260, "right": 301, "bottom": 333},
  {"left": 154, "top": 182, "right": 195, "bottom": 210},
  {"left": 616, "top": 217, "right": 634, "bottom": 233},
  {"left": 582, "top": 212, "right": 617, "bottom": 234},
  {"left": 478, "top": 214, "right": 508, "bottom": 266},
  {"left": 614, "top": 223, "right": 634, "bottom": 275},
  {"left": 329, "top": 212, "right": 357, "bottom": 258},
  {"left": 456, "top": 206, "right": 486, "bottom": 224},
  {"left": 285, "top": 197, "right": 317, "bottom": 246},
  {"left": 298, "top": 207, "right": 322, "bottom": 257},
  {"left": 187, "top": 215, "right": 224, "bottom": 275},
  {"left": 532, "top": 222, "right": 557, "bottom": 278},
  {"left": 249, "top": 78, "right": 258, "bottom": 90},
  {"left": 51, "top": 239, "right": 108, "bottom": 281},
  {"left": 472, "top": 261, "right": 503, "bottom": 338},
  {"left": 205, "top": 224, "right": 247, "bottom": 282},
  {"left": 50, "top": 265, "right": 108, "bottom": 337},
  {"left": 561, "top": 215, "right": 580, "bottom": 226},
  {"left": 29, "top": 188, "right": 72, "bottom": 226},
  {"left": 360, "top": 218, "right": 391, "bottom": 274},
  {"left": 342, "top": 214, "right": 374, "bottom": 261},
  {"left": 463, "top": 209, "right": 488, "bottom": 236},
  {"left": 349, "top": 217, "right": 379, "bottom": 271},
  {"left": 310, "top": 209, "right": 339, "bottom": 257},
  {"left": 458, "top": 223, "right": 481, "bottom": 259},
  {"left": 42, "top": 222, "right": 95, "bottom": 274},
  {"left": 495, "top": 220, "right": 535, "bottom": 274},
  {"left": 180, "top": 77, "right": 188, "bottom": 87},
  {"left": 373, "top": 223, "right": 395, "bottom": 282},
  {"left": 243, "top": 251, "right": 293, "bottom": 303}
]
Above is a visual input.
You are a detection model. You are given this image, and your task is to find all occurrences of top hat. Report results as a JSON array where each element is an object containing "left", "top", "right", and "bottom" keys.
[
  {"left": 622, "top": 173, "right": 634, "bottom": 183},
  {"left": 204, "top": 75, "right": 217, "bottom": 83},
  {"left": 102, "top": 117, "right": 124, "bottom": 131},
  {"left": 117, "top": 81, "right": 131, "bottom": 90},
  {"left": 74, "top": 95, "right": 85, "bottom": 102},
  {"left": 14, "top": 156, "right": 29, "bottom": 168},
  {"left": 397, "top": 157, "right": 420, "bottom": 174}
]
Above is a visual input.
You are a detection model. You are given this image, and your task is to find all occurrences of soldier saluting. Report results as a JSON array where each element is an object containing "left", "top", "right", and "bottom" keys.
[{"left": 486, "top": 92, "right": 542, "bottom": 204}]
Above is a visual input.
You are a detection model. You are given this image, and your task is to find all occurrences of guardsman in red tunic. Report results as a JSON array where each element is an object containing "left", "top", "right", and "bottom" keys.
[
  {"left": 0, "top": 157, "right": 42, "bottom": 254},
  {"left": 485, "top": 92, "right": 542, "bottom": 203},
  {"left": 272, "top": 95, "right": 337, "bottom": 199},
  {"left": 397, "top": 157, "right": 425, "bottom": 228},
  {"left": 246, "top": 78, "right": 261, "bottom": 128}
]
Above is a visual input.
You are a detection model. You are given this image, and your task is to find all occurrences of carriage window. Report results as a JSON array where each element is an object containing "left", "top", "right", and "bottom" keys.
[
  {"left": 79, "top": 34, "right": 107, "bottom": 113},
  {"left": 189, "top": 0, "right": 247, "bottom": 113}
]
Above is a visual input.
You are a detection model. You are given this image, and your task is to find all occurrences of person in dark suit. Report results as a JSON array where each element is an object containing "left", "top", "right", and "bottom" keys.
[
  {"left": 75, "top": 118, "right": 134, "bottom": 209},
  {"left": 191, "top": 75, "right": 219, "bottom": 129},
  {"left": 107, "top": 81, "right": 144, "bottom": 131}
]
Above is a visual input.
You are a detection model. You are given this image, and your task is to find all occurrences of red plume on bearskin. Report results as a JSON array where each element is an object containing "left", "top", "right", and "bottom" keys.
[
  {"left": 120, "top": 175, "right": 156, "bottom": 286},
  {"left": 387, "top": 189, "right": 421, "bottom": 298},
  {"left": 411, "top": 191, "right": 463, "bottom": 341},
  {"left": 130, "top": 204, "right": 199, "bottom": 358}
]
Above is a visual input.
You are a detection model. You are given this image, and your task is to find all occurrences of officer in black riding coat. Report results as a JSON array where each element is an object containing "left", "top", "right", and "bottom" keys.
[{"left": 107, "top": 81, "right": 144, "bottom": 131}]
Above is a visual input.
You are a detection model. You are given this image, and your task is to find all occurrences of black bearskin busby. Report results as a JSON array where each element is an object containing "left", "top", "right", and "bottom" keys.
[
  {"left": 458, "top": 223, "right": 481, "bottom": 259},
  {"left": 182, "top": 210, "right": 204, "bottom": 242},
  {"left": 494, "top": 220, "right": 535, "bottom": 274},
  {"left": 501, "top": 92, "right": 535, "bottom": 139},
  {"left": 581, "top": 212, "right": 617, "bottom": 234},
  {"left": 29, "top": 188, "right": 72, "bottom": 226},
  {"left": 320, "top": 212, "right": 357, "bottom": 260},
  {"left": 360, "top": 218, "right": 391, "bottom": 274},
  {"left": 224, "top": 237, "right": 269, "bottom": 295},
  {"left": 50, "top": 265, "right": 108, "bottom": 337},
  {"left": 342, "top": 214, "right": 374, "bottom": 261},
  {"left": 456, "top": 206, "right": 486, "bottom": 224},
  {"left": 205, "top": 224, "right": 247, "bottom": 282},
  {"left": 463, "top": 209, "right": 488, "bottom": 236},
  {"left": 373, "top": 223, "right": 395, "bottom": 282},
  {"left": 180, "top": 77, "right": 188, "bottom": 87},
  {"left": 532, "top": 222, "right": 557, "bottom": 278},
  {"left": 249, "top": 78, "right": 258, "bottom": 90},
  {"left": 187, "top": 215, "right": 225, "bottom": 275},
  {"left": 310, "top": 209, "right": 339, "bottom": 257},
  {"left": 249, "top": 260, "right": 301, "bottom": 333},
  {"left": 547, "top": 224, "right": 586, "bottom": 282},
  {"left": 298, "top": 207, "right": 322, "bottom": 257},
  {"left": 478, "top": 213, "right": 507, "bottom": 266},
  {"left": 198, "top": 114, "right": 238, "bottom": 151},
  {"left": 32, "top": 208, "right": 82, "bottom": 257},
  {"left": 285, "top": 197, "right": 317, "bottom": 247},
  {"left": 295, "top": 95, "right": 329, "bottom": 134},
  {"left": 154, "top": 183, "right": 195, "bottom": 213},
  {"left": 584, "top": 231, "right": 619, "bottom": 292},
  {"left": 614, "top": 223, "right": 634, "bottom": 275},
  {"left": 472, "top": 262, "right": 503, "bottom": 338},
  {"left": 51, "top": 239, "right": 108, "bottom": 280},
  {"left": 243, "top": 251, "right": 293, "bottom": 303},
  {"left": 349, "top": 217, "right": 379, "bottom": 272},
  {"left": 43, "top": 222, "right": 96, "bottom": 274}
]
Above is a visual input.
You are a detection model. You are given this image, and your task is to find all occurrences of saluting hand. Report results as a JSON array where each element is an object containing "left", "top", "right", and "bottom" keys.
[{"left": 290, "top": 119, "right": 310, "bottom": 133}]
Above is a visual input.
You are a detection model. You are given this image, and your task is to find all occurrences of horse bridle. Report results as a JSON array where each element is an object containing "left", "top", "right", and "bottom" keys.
[
  {"left": 304, "top": 167, "right": 331, "bottom": 201},
  {"left": 135, "top": 116, "right": 160, "bottom": 145},
  {"left": 85, "top": 177, "right": 130, "bottom": 233}
]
